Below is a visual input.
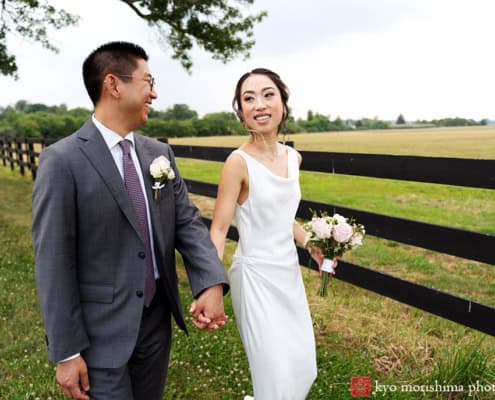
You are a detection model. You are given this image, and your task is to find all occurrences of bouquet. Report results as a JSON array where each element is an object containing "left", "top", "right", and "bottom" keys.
[{"left": 303, "top": 211, "right": 365, "bottom": 297}]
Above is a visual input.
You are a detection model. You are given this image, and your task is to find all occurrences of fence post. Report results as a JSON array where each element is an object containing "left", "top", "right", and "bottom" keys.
[
  {"left": 7, "top": 138, "right": 15, "bottom": 171},
  {"left": 0, "top": 136, "right": 5, "bottom": 167},
  {"left": 16, "top": 137, "right": 25, "bottom": 176},
  {"left": 27, "top": 138, "right": 37, "bottom": 180}
]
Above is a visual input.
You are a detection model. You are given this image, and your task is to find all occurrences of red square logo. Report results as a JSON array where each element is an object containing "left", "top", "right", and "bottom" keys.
[{"left": 350, "top": 376, "right": 371, "bottom": 397}]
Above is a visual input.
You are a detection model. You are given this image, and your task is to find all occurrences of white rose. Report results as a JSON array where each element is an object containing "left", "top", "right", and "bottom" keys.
[
  {"left": 333, "top": 214, "right": 347, "bottom": 224},
  {"left": 150, "top": 156, "right": 172, "bottom": 178},
  {"left": 350, "top": 233, "right": 363, "bottom": 248},
  {"left": 150, "top": 163, "right": 163, "bottom": 178},
  {"left": 155, "top": 155, "right": 170, "bottom": 169},
  {"left": 166, "top": 167, "right": 176, "bottom": 180}
]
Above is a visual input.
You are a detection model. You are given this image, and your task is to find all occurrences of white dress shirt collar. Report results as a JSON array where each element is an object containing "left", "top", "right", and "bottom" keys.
[{"left": 91, "top": 114, "right": 135, "bottom": 150}]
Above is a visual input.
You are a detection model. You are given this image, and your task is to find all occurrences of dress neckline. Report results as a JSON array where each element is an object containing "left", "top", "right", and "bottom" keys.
[{"left": 236, "top": 147, "right": 293, "bottom": 180}]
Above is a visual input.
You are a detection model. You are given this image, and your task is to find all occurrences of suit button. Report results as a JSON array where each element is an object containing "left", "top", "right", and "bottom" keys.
[
  {"left": 136, "top": 290, "right": 143, "bottom": 298},
  {"left": 138, "top": 251, "right": 146, "bottom": 259}
]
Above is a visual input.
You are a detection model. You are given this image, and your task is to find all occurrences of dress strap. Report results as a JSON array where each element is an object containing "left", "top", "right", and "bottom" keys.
[{"left": 286, "top": 146, "right": 299, "bottom": 178}]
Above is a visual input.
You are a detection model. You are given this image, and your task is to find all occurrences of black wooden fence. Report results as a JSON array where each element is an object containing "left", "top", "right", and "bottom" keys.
[{"left": 1, "top": 136, "right": 495, "bottom": 336}]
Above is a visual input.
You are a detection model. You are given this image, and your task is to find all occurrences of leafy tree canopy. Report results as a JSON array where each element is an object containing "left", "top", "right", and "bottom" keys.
[
  {"left": 162, "top": 103, "right": 198, "bottom": 120},
  {"left": 0, "top": 0, "right": 266, "bottom": 78}
]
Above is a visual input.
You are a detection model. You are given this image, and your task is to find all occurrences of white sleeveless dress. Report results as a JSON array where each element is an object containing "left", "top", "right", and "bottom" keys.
[{"left": 229, "top": 147, "right": 317, "bottom": 400}]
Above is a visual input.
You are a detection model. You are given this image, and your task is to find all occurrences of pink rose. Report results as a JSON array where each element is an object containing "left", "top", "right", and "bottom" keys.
[
  {"left": 310, "top": 218, "right": 332, "bottom": 239},
  {"left": 333, "top": 222, "right": 353, "bottom": 243}
]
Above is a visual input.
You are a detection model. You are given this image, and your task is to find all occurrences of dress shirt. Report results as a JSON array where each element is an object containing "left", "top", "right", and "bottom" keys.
[{"left": 91, "top": 115, "right": 159, "bottom": 279}]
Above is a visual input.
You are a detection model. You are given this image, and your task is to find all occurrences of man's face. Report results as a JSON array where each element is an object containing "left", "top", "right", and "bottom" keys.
[{"left": 118, "top": 59, "right": 158, "bottom": 129}]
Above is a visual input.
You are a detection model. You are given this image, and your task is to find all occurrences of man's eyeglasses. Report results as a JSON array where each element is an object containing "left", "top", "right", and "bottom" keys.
[{"left": 116, "top": 74, "right": 155, "bottom": 91}]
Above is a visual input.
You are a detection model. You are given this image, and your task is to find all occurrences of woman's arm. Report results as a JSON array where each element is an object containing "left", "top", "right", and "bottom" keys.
[
  {"left": 210, "top": 153, "right": 248, "bottom": 260},
  {"left": 293, "top": 221, "right": 309, "bottom": 249}
]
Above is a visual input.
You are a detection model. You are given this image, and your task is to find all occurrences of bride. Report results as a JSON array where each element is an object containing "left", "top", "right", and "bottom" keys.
[{"left": 209, "top": 68, "right": 325, "bottom": 399}]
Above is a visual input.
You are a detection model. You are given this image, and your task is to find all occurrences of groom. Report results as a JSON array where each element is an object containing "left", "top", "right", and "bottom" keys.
[{"left": 32, "top": 41, "right": 228, "bottom": 400}]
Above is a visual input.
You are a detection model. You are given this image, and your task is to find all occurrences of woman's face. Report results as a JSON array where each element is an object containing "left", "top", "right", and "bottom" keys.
[{"left": 239, "top": 74, "right": 283, "bottom": 135}]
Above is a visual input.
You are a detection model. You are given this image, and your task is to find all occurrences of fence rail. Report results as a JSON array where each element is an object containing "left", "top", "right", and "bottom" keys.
[
  {"left": 171, "top": 144, "right": 495, "bottom": 189},
  {"left": 184, "top": 179, "right": 494, "bottom": 265},
  {"left": 2, "top": 136, "right": 495, "bottom": 336}
]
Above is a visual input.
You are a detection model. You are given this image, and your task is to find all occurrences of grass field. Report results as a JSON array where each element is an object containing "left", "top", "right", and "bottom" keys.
[
  {"left": 170, "top": 125, "right": 495, "bottom": 159},
  {"left": 1, "top": 126, "right": 494, "bottom": 399}
]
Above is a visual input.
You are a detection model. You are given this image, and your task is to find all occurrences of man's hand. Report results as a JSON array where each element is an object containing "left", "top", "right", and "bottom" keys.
[
  {"left": 189, "top": 284, "right": 227, "bottom": 332},
  {"left": 56, "top": 356, "right": 90, "bottom": 400}
]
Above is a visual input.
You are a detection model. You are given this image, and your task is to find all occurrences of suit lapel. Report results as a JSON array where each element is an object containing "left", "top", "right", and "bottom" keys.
[
  {"left": 77, "top": 120, "right": 142, "bottom": 240},
  {"left": 134, "top": 135, "right": 167, "bottom": 259}
]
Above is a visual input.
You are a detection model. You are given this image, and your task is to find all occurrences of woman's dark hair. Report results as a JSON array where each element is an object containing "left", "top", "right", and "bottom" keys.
[
  {"left": 82, "top": 41, "right": 149, "bottom": 105},
  {"left": 232, "top": 68, "right": 290, "bottom": 133}
]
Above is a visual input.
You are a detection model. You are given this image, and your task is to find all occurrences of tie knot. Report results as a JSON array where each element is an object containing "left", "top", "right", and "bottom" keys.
[{"left": 119, "top": 139, "right": 132, "bottom": 156}]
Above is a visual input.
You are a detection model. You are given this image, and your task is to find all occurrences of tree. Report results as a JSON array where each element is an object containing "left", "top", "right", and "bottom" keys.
[
  {"left": 0, "top": 1, "right": 79, "bottom": 78},
  {"left": 162, "top": 104, "right": 198, "bottom": 120},
  {"left": 396, "top": 114, "right": 406, "bottom": 125},
  {"left": 0, "top": 0, "right": 267, "bottom": 78},
  {"left": 193, "top": 112, "right": 241, "bottom": 136}
]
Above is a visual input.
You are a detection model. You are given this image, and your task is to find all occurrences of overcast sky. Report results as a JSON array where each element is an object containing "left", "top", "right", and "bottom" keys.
[{"left": 1, "top": 0, "right": 494, "bottom": 121}]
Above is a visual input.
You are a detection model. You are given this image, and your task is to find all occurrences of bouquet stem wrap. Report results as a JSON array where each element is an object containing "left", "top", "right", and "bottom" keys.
[{"left": 318, "top": 258, "right": 336, "bottom": 297}]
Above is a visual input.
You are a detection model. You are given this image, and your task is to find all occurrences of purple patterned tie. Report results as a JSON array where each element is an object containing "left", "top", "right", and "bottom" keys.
[{"left": 119, "top": 140, "right": 156, "bottom": 307}]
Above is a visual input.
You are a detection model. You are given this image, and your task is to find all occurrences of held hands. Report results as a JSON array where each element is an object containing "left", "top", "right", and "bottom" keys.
[
  {"left": 189, "top": 284, "right": 228, "bottom": 332},
  {"left": 56, "top": 356, "right": 90, "bottom": 400}
]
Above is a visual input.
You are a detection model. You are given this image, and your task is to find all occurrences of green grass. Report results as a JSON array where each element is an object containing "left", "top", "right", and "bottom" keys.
[
  {"left": 176, "top": 159, "right": 495, "bottom": 234},
  {"left": 1, "top": 126, "right": 495, "bottom": 399}
]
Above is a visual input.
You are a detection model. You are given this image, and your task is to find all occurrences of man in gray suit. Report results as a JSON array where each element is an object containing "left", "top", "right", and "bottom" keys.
[{"left": 32, "top": 41, "right": 229, "bottom": 400}]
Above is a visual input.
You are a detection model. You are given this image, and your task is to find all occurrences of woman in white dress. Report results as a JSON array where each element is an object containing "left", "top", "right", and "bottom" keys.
[{"left": 209, "top": 68, "right": 325, "bottom": 399}]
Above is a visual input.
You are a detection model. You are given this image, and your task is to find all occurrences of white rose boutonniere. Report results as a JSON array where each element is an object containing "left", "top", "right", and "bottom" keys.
[{"left": 150, "top": 155, "right": 176, "bottom": 200}]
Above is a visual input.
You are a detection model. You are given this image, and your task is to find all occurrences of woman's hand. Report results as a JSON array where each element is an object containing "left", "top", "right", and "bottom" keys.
[{"left": 306, "top": 243, "right": 338, "bottom": 276}]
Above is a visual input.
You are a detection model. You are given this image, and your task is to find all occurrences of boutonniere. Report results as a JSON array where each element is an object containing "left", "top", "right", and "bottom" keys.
[{"left": 149, "top": 155, "right": 176, "bottom": 200}]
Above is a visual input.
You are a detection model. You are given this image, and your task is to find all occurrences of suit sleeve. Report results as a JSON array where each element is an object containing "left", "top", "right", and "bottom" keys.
[
  {"left": 167, "top": 147, "right": 229, "bottom": 298},
  {"left": 32, "top": 145, "right": 90, "bottom": 362}
]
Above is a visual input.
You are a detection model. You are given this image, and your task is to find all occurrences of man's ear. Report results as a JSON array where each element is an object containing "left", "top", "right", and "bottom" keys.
[{"left": 102, "top": 74, "right": 121, "bottom": 99}]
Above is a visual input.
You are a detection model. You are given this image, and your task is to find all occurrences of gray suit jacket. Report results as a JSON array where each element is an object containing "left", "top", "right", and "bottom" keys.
[{"left": 32, "top": 119, "right": 228, "bottom": 368}]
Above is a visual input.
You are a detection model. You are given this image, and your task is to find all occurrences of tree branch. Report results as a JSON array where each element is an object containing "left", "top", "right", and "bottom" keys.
[{"left": 120, "top": 0, "right": 150, "bottom": 19}]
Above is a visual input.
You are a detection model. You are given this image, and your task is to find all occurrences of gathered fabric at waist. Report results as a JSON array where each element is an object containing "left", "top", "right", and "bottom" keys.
[
  {"left": 229, "top": 254, "right": 301, "bottom": 286},
  {"left": 234, "top": 239, "right": 298, "bottom": 264}
]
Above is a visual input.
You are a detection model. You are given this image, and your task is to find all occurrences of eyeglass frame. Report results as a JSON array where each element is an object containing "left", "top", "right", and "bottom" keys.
[{"left": 114, "top": 74, "right": 156, "bottom": 91}]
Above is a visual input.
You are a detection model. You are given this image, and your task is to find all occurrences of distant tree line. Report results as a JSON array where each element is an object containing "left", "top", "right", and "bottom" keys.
[
  {"left": 416, "top": 117, "right": 488, "bottom": 127},
  {"left": 0, "top": 100, "right": 489, "bottom": 139}
]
